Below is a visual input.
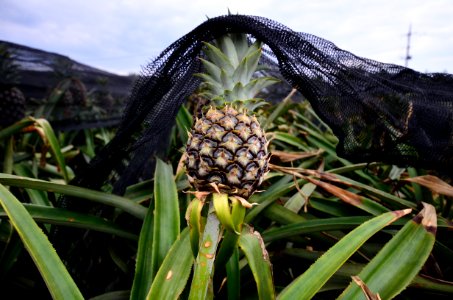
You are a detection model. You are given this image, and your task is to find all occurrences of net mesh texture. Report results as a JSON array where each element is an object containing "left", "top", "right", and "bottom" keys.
[
  {"left": 53, "top": 14, "right": 453, "bottom": 296},
  {"left": 68, "top": 14, "right": 452, "bottom": 195}
]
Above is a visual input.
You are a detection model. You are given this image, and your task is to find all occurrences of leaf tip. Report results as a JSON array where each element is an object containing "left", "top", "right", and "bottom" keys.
[
  {"left": 413, "top": 202, "right": 437, "bottom": 235},
  {"left": 394, "top": 208, "right": 412, "bottom": 218}
]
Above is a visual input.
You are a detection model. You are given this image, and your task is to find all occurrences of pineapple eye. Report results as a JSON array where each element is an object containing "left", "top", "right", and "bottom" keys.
[
  {"left": 213, "top": 148, "right": 233, "bottom": 168},
  {"left": 244, "top": 162, "right": 259, "bottom": 180},
  {"left": 219, "top": 114, "right": 238, "bottom": 130},
  {"left": 195, "top": 118, "right": 212, "bottom": 134},
  {"left": 221, "top": 132, "right": 242, "bottom": 153},
  {"left": 226, "top": 164, "right": 243, "bottom": 185},
  {"left": 235, "top": 123, "right": 252, "bottom": 140},
  {"left": 207, "top": 173, "right": 225, "bottom": 184},
  {"left": 246, "top": 136, "right": 261, "bottom": 154},
  {"left": 187, "top": 134, "right": 203, "bottom": 150},
  {"left": 236, "top": 148, "right": 253, "bottom": 167},
  {"left": 206, "top": 108, "right": 225, "bottom": 122},
  {"left": 199, "top": 139, "right": 217, "bottom": 156},
  {"left": 236, "top": 113, "right": 250, "bottom": 124},
  {"left": 186, "top": 151, "right": 199, "bottom": 169},
  {"left": 251, "top": 121, "right": 263, "bottom": 137},
  {"left": 206, "top": 124, "right": 225, "bottom": 141},
  {"left": 201, "top": 157, "right": 214, "bottom": 167},
  {"left": 256, "top": 150, "right": 267, "bottom": 159}
]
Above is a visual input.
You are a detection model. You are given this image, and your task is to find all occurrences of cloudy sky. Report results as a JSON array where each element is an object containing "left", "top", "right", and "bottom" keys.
[{"left": 1, "top": 0, "right": 452, "bottom": 75}]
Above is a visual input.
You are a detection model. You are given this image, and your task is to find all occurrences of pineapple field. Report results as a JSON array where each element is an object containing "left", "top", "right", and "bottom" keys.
[{"left": 1, "top": 16, "right": 453, "bottom": 300}]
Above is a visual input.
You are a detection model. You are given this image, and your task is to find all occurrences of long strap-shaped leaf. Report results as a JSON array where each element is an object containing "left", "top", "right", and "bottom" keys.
[
  {"left": 338, "top": 203, "right": 437, "bottom": 299},
  {"left": 0, "top": 173, "right": 147, "bottom": 219},
  {"left": 0, "top": 184, "right": 83, "bottom": 300},
  {"left": 146, "top": 228, "right": 193, "bottom": 300},
  {"left": 226, "top": 248, "right": 241, "bottom": 300},
  {"left": 0, "top": 204, "right": 138, "bottom": 240},
  {"left": 238, "top": 224, "right": 275, "bottom": 300},
  {"left": 131, "top": 159, "right": 180, "bottom": 299},
  {"left": 262, "top": 216, "right": 372, "bottom": 243},
  {"left": 277, "top": 208, "right": 411, "bottom": 300},
  {"left": 130, "top": 201, "right": 155, "bottom": 300},
  {"left": 33, "top": 118, "right": 71, "bottom": 182},
  {"left": 13, "top": 163, "right": 52, "bottom": 206},
  {"left": 0, "top": 118, "right": 35, "bottom": 141},
  {"left": 189, "top": 201, "right": 221, "bottom": 300},
  {"left": 151, "top": 159, "right": 180, "bottom": 278},
  {"left": 187, "top": 197, "right": 204, "bottom": 257}
]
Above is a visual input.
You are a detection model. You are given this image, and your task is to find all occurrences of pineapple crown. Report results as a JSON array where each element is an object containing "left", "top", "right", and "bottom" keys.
[{"left": 196, "top": 33, "right": 279, "bottom": 112}]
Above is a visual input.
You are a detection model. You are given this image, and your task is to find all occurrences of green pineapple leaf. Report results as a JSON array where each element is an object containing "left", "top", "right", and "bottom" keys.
[
  {"left": 231, "top": 33, "right": 250, "bottom": 60},
  {"left": 194, "top": 73, "right": 224, "bottom": 96},
  {"left": 202, "top": 41, "right": 234, "bottom": 74},
  {"left": 218, "top": 35, "right": 239, "bottom": 67},
  {"left": 225, "top": 82, "right": 245, "bottom": 102},
  {"left": 244, "top": 76, "right": 280, "bottom": 98},
  {"left": 220, "top": 67, "right": 235, "bottom": 91},
  {"left": 199, "top": 58, "right": 221, "bottom": 83},
  {"left": 242, "top": 47, "right": 262, "bottom": 83},
  {"left": 245, "top": 99, "right": 269, "bottom": 112}
]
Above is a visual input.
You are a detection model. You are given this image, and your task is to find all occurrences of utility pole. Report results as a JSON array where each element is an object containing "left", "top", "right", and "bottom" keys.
[{"left": 405, "top": 24, "right": 412, "bottom": 67}]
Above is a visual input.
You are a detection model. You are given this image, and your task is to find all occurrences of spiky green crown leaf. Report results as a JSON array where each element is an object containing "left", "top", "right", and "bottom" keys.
[{"left": 196, "top": 33, "right": 279, "bottom": 111}]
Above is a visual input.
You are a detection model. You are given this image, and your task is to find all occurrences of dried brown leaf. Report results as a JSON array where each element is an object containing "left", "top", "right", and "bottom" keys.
[
  {"left": 305, "top": 176, "right": 364, "bottom": 206},
  {"left": 271, "top": 149, "right": 322, "bottom": 163},
  {"left": 403, "top": 175, "right": 453, "bottom": 197},
  {"left": 413, "top": 202, "right": 437, "bottom": 235}
]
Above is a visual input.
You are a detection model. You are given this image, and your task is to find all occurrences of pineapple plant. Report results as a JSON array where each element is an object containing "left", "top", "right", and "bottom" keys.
[
  {"left": 183, "top": 34, "right": 279, "bottom": 297},
  {"left": 184, "top": 33, "right": 278, "bottom": 200},
  {"left": 0, "top": 43, "right": 26, "bottom": 127},
  {"left": 52, "top": 57, "right": 88, "bottom": 120},
  {"left": 93, "top": 77, "right": 114, "bottom": 114},
  {"left": 62, "top": 78, "right": 87, "bottom": 108}
]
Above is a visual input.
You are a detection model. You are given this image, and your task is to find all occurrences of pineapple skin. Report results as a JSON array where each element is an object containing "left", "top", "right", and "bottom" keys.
[{"left": 185, "top": 106, "right": 269, "bottom": 199}]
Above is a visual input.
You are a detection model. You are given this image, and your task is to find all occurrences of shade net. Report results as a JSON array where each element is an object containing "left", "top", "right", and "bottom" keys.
[
  {"left": 51, "top": 14, "right": 453, "bottom": 296},
  {"left": 65, "top": 14, "right": 452, "bottom": 196}
]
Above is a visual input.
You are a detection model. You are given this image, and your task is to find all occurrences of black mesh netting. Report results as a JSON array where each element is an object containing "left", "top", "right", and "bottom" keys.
[
  {"left": 68, "top": 14, "right": 452, "bottom": 195},
  {"left": 53, "top": 14, "right": 453, "bottom": 296}
]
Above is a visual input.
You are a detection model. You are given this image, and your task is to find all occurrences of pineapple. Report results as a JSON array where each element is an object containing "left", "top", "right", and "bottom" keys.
[
  {"left": 0, "top": 43, "right": 26, "bottom": 127},
  {"left": 52, "top": 77, "right": 87, "bottom": 120},
  {"left": 62, "top": 78, "right": 87, "bottom": 108},
  {"left": 52, "top": 58, "right": 88, "bottom": 120},
  {"left": 185, "top": 34, "right": 278, "bottom": 199},
  {"left": 94, "top": 77, "right": 114, "bottom": 114}
]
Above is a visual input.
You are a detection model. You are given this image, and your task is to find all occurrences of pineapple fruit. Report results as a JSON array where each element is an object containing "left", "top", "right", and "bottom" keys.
[
  {"left": 184, "top": 34, "right": 278, "bottom": 199},
  {"left": 62, "top": 78, "right": 87, "bottom": 108},
  {"left": 94, "top": 77, "right": 114, "bottom": 114},
  {"left": 52, "top": 58, "right": 88, "bottom": 119},
  {"left": 0, "top": 43, "right": 26, "bottom": 127}
]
